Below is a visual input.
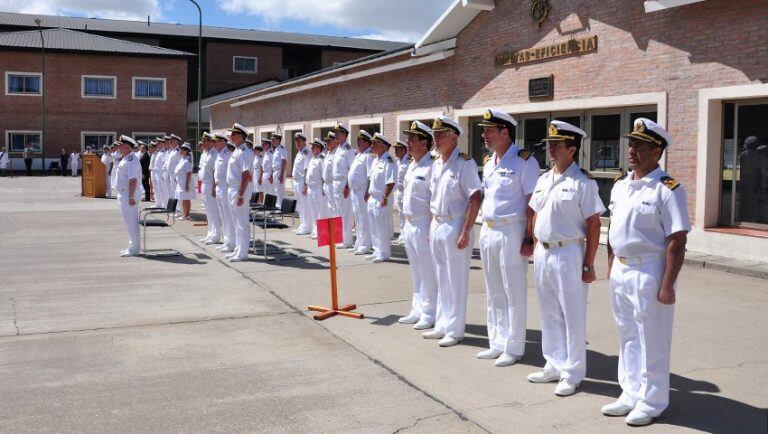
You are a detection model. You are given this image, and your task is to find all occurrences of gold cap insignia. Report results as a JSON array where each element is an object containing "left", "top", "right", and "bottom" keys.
[
  {"left": 433, "top": 118, "right": 443, "bottom": 129},
  {"left": 411, "top": 121, "right": 418, "bottom": 130},
  {"left": 634, "top": 119, "right": 645, "bottom": 133},
  {"left": 548, "top": 124, "right": 559, "bottom": 137},
  {"left": 483, "top": 109, "right": 493, "bottom": 120}
]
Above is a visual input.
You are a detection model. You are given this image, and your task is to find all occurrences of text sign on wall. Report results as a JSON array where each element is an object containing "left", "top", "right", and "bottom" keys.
[
  {"left": 495, "top": 35, "right": 598, "bottom": 67},
  {"left": 529, "top": 76, "right": 553, "bottom": 98}
]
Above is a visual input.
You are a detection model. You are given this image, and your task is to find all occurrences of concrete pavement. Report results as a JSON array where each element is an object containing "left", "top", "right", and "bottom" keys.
[{"left": 0, "top": 176, "right": 766, "bottom": 433}]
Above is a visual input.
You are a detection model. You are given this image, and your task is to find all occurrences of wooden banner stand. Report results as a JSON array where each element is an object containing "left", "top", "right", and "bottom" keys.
[{"left": 308, "top": 217, "right": 363, "bottom": 321}]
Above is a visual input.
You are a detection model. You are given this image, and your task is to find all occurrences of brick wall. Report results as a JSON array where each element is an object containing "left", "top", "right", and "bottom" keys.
[
  {"left": 205, "top": 41, "right": 283, "bottom": 95},
  {"left": 211, "top": 0, "right": 768, "bottom": 216},
  {"left": 0, "top": 50, "right": 188, "bottom": 157}
]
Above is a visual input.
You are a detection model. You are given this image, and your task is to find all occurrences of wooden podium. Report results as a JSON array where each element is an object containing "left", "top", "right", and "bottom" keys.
[{"left": 81, "top": 154, "right": 106, "bottom": 198}]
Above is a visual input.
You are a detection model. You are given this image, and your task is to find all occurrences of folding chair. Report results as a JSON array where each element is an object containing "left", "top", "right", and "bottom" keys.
[
  {"left": 138, "top": 198, "right": 181, "bottom": 257},
  {"left": 252, "top": 198, "right": 297, "bottom": 260}
]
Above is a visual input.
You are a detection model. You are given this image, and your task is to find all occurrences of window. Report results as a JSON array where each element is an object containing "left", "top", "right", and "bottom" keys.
[
  {"left": 82, "top": 132, "right": 115, "bottom": 151},
  {"left": 469, "top": 116, "right": 517, "bottom": 167},
  {"left": 133, "top": 133, "right": 165, "bottom": 145},
  {"left": 132, "top": 77, "right": 166, "bottom": 99},
  {"left": 719, "top": 100, "right": 768, "bottom": 228},
  {"left": 233, "top": 56, "right": 258, "bottom": 73},
  {"left": 82, "top": 76, "right": 115, "bottom": 98},
  {"left": 7, "top": 131, "right": 41, "bottom": 152},
  {"left": 6, "top": 72, "right": 41, "bottom": 95}
]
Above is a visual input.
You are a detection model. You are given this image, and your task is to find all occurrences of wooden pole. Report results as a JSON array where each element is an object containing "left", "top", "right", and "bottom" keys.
[{"left": 328, "top": 217, "right": 339, "bottom": 311}]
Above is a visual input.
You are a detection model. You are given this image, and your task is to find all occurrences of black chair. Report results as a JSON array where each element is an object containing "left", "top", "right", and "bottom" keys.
[
  {"left": 251, "top": 198, "right": 297, "bottom": 260},
  {"left": 250, "top": 193, "right": 278, "bottom": 213},
  {"left": 48, "top": 161, "right": 61, "bottom": 175},
  {"left": 138, "top": 198, "right": 180, "bottom": 256}
]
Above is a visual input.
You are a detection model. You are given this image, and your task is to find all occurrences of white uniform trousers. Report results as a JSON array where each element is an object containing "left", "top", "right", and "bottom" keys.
[
  {"left": 261, "top": 173, "right": 274, "bottom": 196},
  {"left": 70, "top": 160, "right": 78, "bottom": 176},
  {"left": 610, "top": 255, "right": 674, "bottom": 417},
  {"left": 228, "top": 189, "right": 251, "bottom": 259},
  {"left": 105, "top": 173, "right": 112, "bottom": 197},
  {"left": 367, "top": 196, "right": 393, "bottom": 259},
  {"left": 395, "top": 190, "right": 405, "bottom": 237},
  {"left": 307, "top": 186, "right": 328, "bottom": 236},
  {"left": 294, "top": 180, "right": 309, "bottom": 232},
  {"left": 430, "top": 218, "right": 471, "bottom": 338},
  {"left": 274, "top": 176, "right": 286, "bottom": 209},
  {"left": 403, "top": 217, "right": 438, "bottom": 323},
  {"left": 332, "top": 180, "right": 354, "bottom": 246},
  {"left": 152, "top": 173, "right": 163, "bottom": 207},
  {"left": 534, "top": 241, "right": 588, "bottom": 383},
  {"left": 324, "top": 182, "right": 337, "bottom": 217},
  {"left": 350, "top": 188, "right": 371, "bottom": 251},
  {"left": 480, "top": 221, "right": 528, "bottom": 356},
  {"left": 201, "top": 181, "right": 221, "bottom": 242},
  {"left": 216, "top": 185, "right": 235, "bottom": 249},
  {"left": 168, "top": 178, "right": 180, "bottom": 212},
  {"left": 117, "top": 191, "right": 140, "bottom": 254}
]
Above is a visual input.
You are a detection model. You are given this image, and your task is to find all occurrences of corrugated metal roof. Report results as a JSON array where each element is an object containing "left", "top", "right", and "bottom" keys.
[
  {"left": 0, "top": 28, "right": 193, "bottom": 56},
  {"left": 0, "top": 12, "right": 409, "bottom": 51}
]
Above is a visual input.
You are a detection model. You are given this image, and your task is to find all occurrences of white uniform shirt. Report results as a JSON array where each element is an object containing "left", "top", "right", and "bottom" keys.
[
  {"left": 0, "top": 150, "right": 9, "bottom": 169},
  {"left": 429, "top": 148, "right": 482, "bottom": 219},
  {"left": 101, "top": 152, "right": 112, "bottom": 171},
  {"left": 200, "top": 149, "right": 218, "bottom": 183},
  {"left": 115, "top": 153, "right": 141, "bottom": 193},
  {"left": 331, "top": 142, "right": 356, "bottom": 182},
  {"left": 481, "top": 145, "right": 540, "bottom": 221},
  {"left": 175, "top": 157, "right": 192, "bottom": 189},
  {"left": 305, "top": 154, "right": 325, "bottom": 189},
  {"left": 529, "top": 162, "right": 606, "bottom": 242},
  {"left": 402, "top": 153, "right": 434, "bottom": 219},
  {"left": 271, "top": 145, "right": 286, "bottom": 177},
  {"left": 152, "top": 149, "right": 165, "bottom": 175},
  {"left": 608, "top": 167, "right": 691, "bottom": 258},
  {"left": 292, "top": 147, "right": 311, "bottom": 184},
  {"left": 227, "top": 144, "right": 253, "bottom": 188},
  {"left": 252, "top": 153, "right": 263, "bottom": 181},
  {"left": 164, "top": 147, "right": 180, "bottom": 181},
  {"left": 368, "top": 154, "right": 396, "bottom": 198},
  {"left": 322, "top": 148, "right": 334, "bottom": 185},
  {"left": 396, "top": 155, "right": 410, "bottom": 192},
  {"left": 262, "top": 148, "right": 274, "bottom": 178},
  {"left": 348, "top": 148, "right": 373, "bottom": 191},
  {"left": 214, "top": 148, "right": 231, "bottom": 189}
]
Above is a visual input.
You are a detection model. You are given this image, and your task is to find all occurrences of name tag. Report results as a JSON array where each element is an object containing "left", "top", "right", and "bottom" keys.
[{"left": 416, "top": 176, "right": 426, "bottom": 181}]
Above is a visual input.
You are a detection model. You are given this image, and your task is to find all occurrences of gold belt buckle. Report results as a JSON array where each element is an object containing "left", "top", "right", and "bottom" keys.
[
  {"left": 619, "top": 256, "right": 628, "bottom": 265},
  {"left": 542, "top": 241, "right": 550, "bottom": 249},
  {"left": 486, "top": 220, "right": 495, "bottom": 229}
]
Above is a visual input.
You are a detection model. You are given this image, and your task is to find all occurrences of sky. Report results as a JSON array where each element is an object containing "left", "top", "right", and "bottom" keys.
[{"left": 0, "top": 0, "right": 454, "bottom": 42}]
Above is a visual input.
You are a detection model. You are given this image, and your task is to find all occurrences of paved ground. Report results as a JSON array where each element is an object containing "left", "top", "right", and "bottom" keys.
[{"left": 1, "top": 176, "right": 766, "bottom": 433}]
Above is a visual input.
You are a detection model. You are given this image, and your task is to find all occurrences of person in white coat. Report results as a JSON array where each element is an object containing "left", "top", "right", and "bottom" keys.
[
  {"left": 321, "top": 131, "right": 337, "bottom": 218},
  {"left": 0, "top": 146, "right": 10, "bottom": 177},
  {"left": 260, "top": 138, "right": 274, "bottom": 199},
  {"left": 270, "top": 133, "right": 287, "bottom": 207},
  {"left": 69, "top": 150, "right": 80, "bottom": 176},
  {"left": 398, "top": 121, "right": 438, "bottom": 330},
  {"left": 330, "top": 123, "right": 356, "bottom": 249},
  {"left": 422, "top": 116, "right": 482, "bottom": 348},
  {"left": 198, "top": 133, "right": 221, "bottom": 243},
  {"left": 602, "top": 118, "right": 690, "bottom": 426},
  {"left": 476, "top": 109, "right": 541, "bottom": 367},
  {"left": 110, "top": 144, "right": 121, "bottom": 197},
  {"left": 253, "top": 140, "right": 266, "bottom": 202},
  {"left": 347, "top": 129, "right": 374, "bottom": 255},
  {"left": 164, "top": 135, "right": 182, "bottom": 214},
  {"left": 213, "top": 134, "right": 235, "bottom": 253},
  {"left": 114, "top": 135, "right": 142, "bottom": 257},
  {"left": 365, "top": 133, "right": 396, "bottom": 263},
  {"left": 152, "top": 138, "right": 167, "bottom": 207},
  {"left": 527, "top": 120, "right": 604, "bottom": 396},
  {"left": 174, "top": 143, "right": 196, "bottom": 219},
  {"left": 226, "top": 123, "right": 254, "bottom": 262},
  {"left": 292, "top": 132, "right": 312, "bottom": 235},
  {"left": 393, "top": 141, "right": 410, "bottom": 245},
  {"left": 304, "top": 138, "right": 328, "bottom": 239},
  {"left": 100, "top": 145, "right": 113, "bottom": 197}
]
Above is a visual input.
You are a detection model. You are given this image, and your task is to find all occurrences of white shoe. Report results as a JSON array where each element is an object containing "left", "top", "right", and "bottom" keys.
[
  {"left": 220, "top": 247, "right": 234, "bottom": 254},
  {"left": 215, "top": 244, "right": 227, "bottom": 251},
  {"left": 296, "top": 230, "right": 311, "bottom": 236},
  {"left": 554, "top": 379, "right": 579, "bottom": 396},
  {"left": 494, "top": 353, "right": 520, "bottom": 367},
  {"left": 476, "top": 349, "right": 503, "bottom": 359},
  {"left": 625, "top": 409, "right": 654, "bottom": 426},
  {"left": 120, "top": 251, "right": 139, "bottom": 257},
  {"left": 438, "top": 336, "right": 463, "bottom": 347},
  {"left": 228, "top": 256, "right": 247, "bottom": 262},
  {"left": 422, "top": 331, "right": 444, "bottom": 339},
  {"left": 335, "top": 244, "right": 351, "bottom": 249},
  {"left": 225, "top": 252, "right": 237, "bottom": 259},
  {"left": 199, "top": 237, "right": 209, "bottom": 243},
  {"left": 354, "top": 248, "right": 371, "bottom": 255},
  {"left": 347, "top": 247, "right": 356, "bottom": 252},
  {"left": 601, "top": 401, "right": 635, "bottom": 417},
  {"left": 204, "top": 239, "right": 220, "bottom": 245},
  {"left": 371, "top": 257, "right": 387, "bottom": 263},
  {"left": 413, "top": 320, "right": 433, "bottom": 330},
  {"left": 364, "top": 254, "right": 376, "bottom": 261},
  {"left": 398, "top": 314, "right": 419, "bottom": 324},
  {"left": 310, "top": 234, "right": 317, "bottom": 239},
  {"left": 527, "top": 369, "right": 561, "bottom": 383}
]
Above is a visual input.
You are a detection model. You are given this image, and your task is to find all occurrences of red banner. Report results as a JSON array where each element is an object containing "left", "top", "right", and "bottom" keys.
[{"left": 317, "top": 217, "right": 343, "bottom": 247}]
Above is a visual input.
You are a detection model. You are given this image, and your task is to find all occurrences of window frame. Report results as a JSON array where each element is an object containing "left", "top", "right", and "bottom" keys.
[
  {"left": 232, "top": 56, "right": 258, "bottom": 74},
  {"left": 5, "top": 71, "right": 42, "bottom": 96},
  {"left": 81, "top": 131, "right": 117, "bottom": 152},
  {"left": 132, "top": 132, "right": 166, "bottom": 145},
  {"left": 81, "top": 75, "right": 117, "bottom": 99},
  {"left": 6, "top": 130, "right": 42, "bottom": 153},
  {"left": 132, "top": 77, "right": 166, "bottom": 100}
]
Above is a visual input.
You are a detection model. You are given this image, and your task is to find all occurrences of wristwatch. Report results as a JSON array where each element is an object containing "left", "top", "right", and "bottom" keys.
[{"left": 582, "top": 265, "right": 594, "bottom": 273}]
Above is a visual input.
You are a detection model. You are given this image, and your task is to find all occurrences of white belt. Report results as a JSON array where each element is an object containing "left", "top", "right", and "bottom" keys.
[
  {"left": 616, "top": 252, "right": 664, "bottom": 266},
  {"left": 405, "top": 215, "right": 431, "bottom": 223},
  {"left": 433, "top": 215, "right": 457, "bottom": 223},
  {"left": 483, "top": 217, "right": 525, "bottom": 229},
  {"left": 332, "top": 176, "right": 346, "bottom": 181},
  {"left": 539, "top": 238, "right": 583, "bottom": 250}
]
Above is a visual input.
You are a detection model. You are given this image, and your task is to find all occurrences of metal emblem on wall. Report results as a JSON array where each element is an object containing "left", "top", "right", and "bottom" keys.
[{"left": 530, "top": 0, "right": 551, "bottom": 28}]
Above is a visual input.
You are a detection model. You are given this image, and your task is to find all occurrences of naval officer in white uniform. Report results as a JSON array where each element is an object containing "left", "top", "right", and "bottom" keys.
[
  {"left": 329, "top": 123, "right": 356, "bottom": 249},
  {"left": 365, "top": 133, "right": 396, "bottom": 263},
  {"left": 602, "top": 118, "right": 690, "bottom": 426},
  {"left": 304, "top": 138, "right": 328, "bottom": 239},
  {"left": 292, "top": 132, "right": 312, "bottom": 235},
  {"left": 226, "top": 124, "right": 254, "bottom": 262},
  {"left": 347, "top": 129, "right": 374, "bottom": 255},
  {"left": 213, "top": 134, "right": 235, "bottom": 254},
  {"left": 527, "top": 120, "right": 605, "bottom": 396},
  {"left": 393, "top": 140, "right": 410, "bottom": 245},
  {"left": 114, "top": 135, "right": 142, "bottom": 257},
  {"left": 199, "top": 133, "right": 221, "bottom": 244},
  {"left": 422, "top": 116, "right": 482, "bottom": 348}
]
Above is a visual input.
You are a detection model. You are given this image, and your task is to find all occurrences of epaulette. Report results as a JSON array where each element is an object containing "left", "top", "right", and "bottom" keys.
[
  {"left": 127, "top": 155, "right": 134, "bottom": 161},
  {"left": 431, "top": 154, "right": 437, "bottom": 160},
  {"left": 580, "top": 168, "right": 594, "bottom": 179},
  {"left": 344, "top": 144, "right": 351, "bottom": 149},
  {"left": 660, "top": 176, "right": 680, "bottom": 191},
  {"left": 302, "top": 148, "right": 309, "bottom": 154},
  {"left": 613, "top": 171, "right": 627, "bottom": 183},
  {"left": 386, "top": 155, "right": 394, "bottom": 163},
  {"left": 483, "top": 154, "right": 492, "bottom": 165},
  {"left": 518, "top": 149, "right": 531, "bottom": 160},
  {"left": 459, "top": 152, "right": 472, "bottom": 161}
]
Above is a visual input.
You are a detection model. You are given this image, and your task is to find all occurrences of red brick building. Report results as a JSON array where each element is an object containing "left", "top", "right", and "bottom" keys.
[
  {"left": 208, "top": 0, "right": 768, "bottom": 261},
  {"left": 0, "top": 28, "right": 190, "bottom": 168}
]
